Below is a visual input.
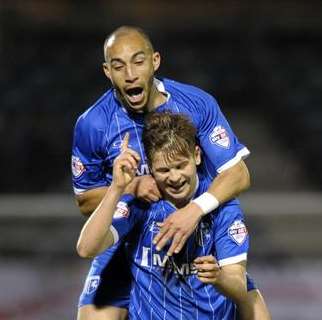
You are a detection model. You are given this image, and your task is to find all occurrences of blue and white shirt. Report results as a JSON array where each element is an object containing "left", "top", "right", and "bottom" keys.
[{"left": 111, "top": 176, "right": 249, "bottom": 320}]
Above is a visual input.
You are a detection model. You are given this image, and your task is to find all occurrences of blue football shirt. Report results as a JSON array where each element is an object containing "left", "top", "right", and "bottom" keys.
[
  {"left": 111, "top": 176, "right": 249, "bottom": 320},
  {"left": 72, "top": 77, "right": 251, "bottom": 310}
]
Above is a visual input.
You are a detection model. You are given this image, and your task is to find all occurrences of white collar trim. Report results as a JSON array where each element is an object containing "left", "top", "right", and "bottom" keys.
[{"left": 154, "top": 78, "right": 170, "bottom": 102}]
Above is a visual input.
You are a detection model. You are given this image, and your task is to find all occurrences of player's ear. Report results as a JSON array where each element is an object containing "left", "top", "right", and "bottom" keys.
[
  {"left": 152, "top": 52, "right": 161, "bottom": 72},
  {"left": 102, "top": 62, "right": 111, "bottom": 80},
  {"left": 195, "top": 146, "right": 201, "bottom": 165}
]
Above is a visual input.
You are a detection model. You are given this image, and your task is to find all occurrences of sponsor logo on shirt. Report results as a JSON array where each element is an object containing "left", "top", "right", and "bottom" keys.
[
  {"left": 71, "top": 156, "right": 86, "bottom": 178},
  {"left": 140, "top": 246, "right": 197, "bottom": 276},
  {"left": 228, "top": 220, "right": 248, "bottom": 245},
  {"left": 84, "top": 275, "right": 100, "bottom": 295},
  {"left": 209, "top": 125, "right": 230, "bottom": 148},
  {"left": 114, "top": 201, "right": 130, "bottom": 218}
]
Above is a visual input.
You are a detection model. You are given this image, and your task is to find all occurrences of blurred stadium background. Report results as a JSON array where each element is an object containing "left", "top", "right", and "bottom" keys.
[{"left": 0, "top": 1, "right": 322, "bottom": 319}]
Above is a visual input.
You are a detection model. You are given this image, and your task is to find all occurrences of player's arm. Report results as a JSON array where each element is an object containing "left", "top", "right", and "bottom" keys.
[
  {"left": 76, "top": 186, "right": 124, "bottom": 258},
  {"left": 245, "top": 289, "right": 272, "bottom": 320},
  {"left": 206, "top": 158, "right": 250, "bottom": 204},
  {"left": 71, "top": 114, "right": 112, "bottom": 217},
  {"left": 195, "top": 256, "right": 247, "bottom": 302},
  {"left": 76, "top": 174, "right": 161, "bottom": 217},
  {"left": 217, "top": 266, "right": 272, "bottom": 320},
  {"left": 194, "top": 256, "right": 252, "bottom": 319},
  {"left": 194, "top": 256, "right": 271, "bottom": 320},
  {"left": 75, "top": 187, "right": 109, "bottom": 217},
  {"left": 77, "top": 133, "right": 140, "bottom": 258},
  {"left": 72, "top": 112, "right": 161, "bottom": 218}
]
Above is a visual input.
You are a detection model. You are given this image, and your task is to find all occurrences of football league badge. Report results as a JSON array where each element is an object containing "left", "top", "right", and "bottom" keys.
[
  {"left": 228, "top": 220, "right": 248, "bottom": 245},
  {"left": 85, "top": 275, "right": 100, "bottom": 295},
  {"left": 114, "top": 201, "right": 130, "bottom": 218},
  {"left": 209, "top": 125, "right": 230, "bottom": 148},
  {"left": 71, "top": 155, "right": 86, "bottom": 178}
]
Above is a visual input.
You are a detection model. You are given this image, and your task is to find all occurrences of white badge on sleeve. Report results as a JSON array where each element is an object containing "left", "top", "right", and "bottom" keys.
[
  {"left": 209, "top": 125, "right": 230, "bottom": 148},
  {"left": 228, "top": 220, "right": 248, "bottom": 245}
]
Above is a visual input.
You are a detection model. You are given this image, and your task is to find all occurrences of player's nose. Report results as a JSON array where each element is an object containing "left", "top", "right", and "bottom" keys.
[
  {"left": 168, "top": 169, "right": 181, "bottom": 183},
  {"left": 125, "top": 65, "right": 138, "bottom": 82}
]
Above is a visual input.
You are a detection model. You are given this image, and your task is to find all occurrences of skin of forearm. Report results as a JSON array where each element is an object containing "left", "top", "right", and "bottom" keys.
[
  {"left": 207, "top": 160, "right": 250, "bottom": 204},
  {"left": 76, "top": 187, "right": 110, "bottom": 217},
  {"left": 215, "top": 268, "right": 259, "bottom": 320},
  {"left": 76, "top": 184, "right": 123, "bottom": 258},
  {"left": 215, "top": 270, "right": 248, "bottom": 305},
  {"left": 212, "top": 262, "right": 248, "bottom": 305}
]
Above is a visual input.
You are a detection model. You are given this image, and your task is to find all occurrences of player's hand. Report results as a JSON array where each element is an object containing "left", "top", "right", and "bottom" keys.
[
  {"left": 134, "top": 175, "right": 161, "bottom": 202},
  {"left": 153, "top": 202, "right": 203, "bottom": 256},
  {"left": 194, "top": 255, "right": 220, "bottom": 285},
  {"left": 112, "top": 133, "right": 140, "bottom": 190}
]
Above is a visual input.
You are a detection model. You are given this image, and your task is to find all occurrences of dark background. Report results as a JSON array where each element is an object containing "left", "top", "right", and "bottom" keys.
[
  {"left": 0, "top": 1, "right": 321, "bottom": 319},
  {"left": 1, "top": 0, "right": 321, "bottom": 193}
]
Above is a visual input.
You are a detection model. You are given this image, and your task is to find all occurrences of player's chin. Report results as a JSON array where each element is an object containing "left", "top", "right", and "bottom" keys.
[
  {"left": 125, "top": 100, "right": 147, "bottom": 113},
  {"left": 166, "top": 188, "right": 190, "bottom": 202}
]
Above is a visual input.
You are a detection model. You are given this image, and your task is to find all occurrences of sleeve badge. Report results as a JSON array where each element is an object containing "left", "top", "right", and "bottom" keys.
[
  {"left": 84, "top": 275, "right": 100, "bottom": 295},
  {"left": 228, "top": 220, "right": 248, "bottom": 245},
  {"left": 209, "top": 125, "right": 230, "bottom": 148},
  {"left": 114, "top": 201, "right": 130, "bottom": 218},
  {"left": 71, "top": 156, "right": 86, "bottom": 178}
]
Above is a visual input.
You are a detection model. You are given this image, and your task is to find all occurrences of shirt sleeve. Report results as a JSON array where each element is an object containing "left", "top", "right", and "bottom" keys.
[
  {"left": 71, "top": 113, "right": 111, "bottom": 194},
  {"left": 110, "top": 194, "right": 144, "bottom": 245},
  {"left": 212, "top": 203, "right": 249, "bottom": 267},
  {"left": 195, "top": 93, "right": 250, "bottom": 174}
]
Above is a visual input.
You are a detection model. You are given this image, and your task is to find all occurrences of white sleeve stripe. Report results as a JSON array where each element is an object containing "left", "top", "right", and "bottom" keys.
[
  {"left": 73, "top": 187, "right": 86, "bottom": 194},
  {"left": 217, "top": 148, "right": 250, "bottom": 173},
  {"left": 109, "top": 225, "right": 119, "bottom": 245},
  {"left": 73, "top": 185, "right": 108, "bottom": 195},
  {"left": 218, "top": 253, "right": 247, "bottom": 266}
]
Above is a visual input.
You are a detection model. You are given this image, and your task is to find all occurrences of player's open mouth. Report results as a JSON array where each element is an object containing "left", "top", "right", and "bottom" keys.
[{"left": 125, "top": 87, "right": 144, "bottom": 104}]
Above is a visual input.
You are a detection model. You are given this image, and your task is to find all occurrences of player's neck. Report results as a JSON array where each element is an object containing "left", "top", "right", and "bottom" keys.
[
  {"left": 164, "top": 196, "right": 190, "bottom": 209},
  {"left": 147, "top": 83, "right": 168, "bottom": 112}
]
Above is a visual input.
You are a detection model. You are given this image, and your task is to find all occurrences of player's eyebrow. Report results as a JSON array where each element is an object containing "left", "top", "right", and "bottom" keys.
[
  {"left": 154, "top": 159, "right": 189, "bottom": 170},
  {"left": 110, "top": 58, "right": 125, "bottom": 64},
  {"left": 132, "top": 51, "right": 146, "bottom": 59}
]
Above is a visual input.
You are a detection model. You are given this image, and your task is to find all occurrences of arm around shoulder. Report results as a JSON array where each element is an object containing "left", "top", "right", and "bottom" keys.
[{"left": 207, "top": 159, "right": 250, "bottom": 205}]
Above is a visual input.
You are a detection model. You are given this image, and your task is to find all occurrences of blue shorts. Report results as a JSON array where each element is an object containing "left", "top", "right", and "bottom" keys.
[{"left": 78, "top": 241, "right": 132, "bottom": 309}]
